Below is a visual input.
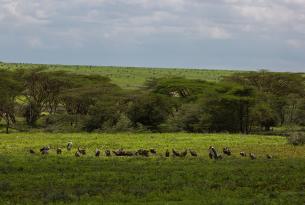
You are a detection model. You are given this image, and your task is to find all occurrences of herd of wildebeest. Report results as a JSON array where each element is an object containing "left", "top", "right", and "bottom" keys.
[{"left": 29, "top": 141, "right": 273, "bottom": 160}]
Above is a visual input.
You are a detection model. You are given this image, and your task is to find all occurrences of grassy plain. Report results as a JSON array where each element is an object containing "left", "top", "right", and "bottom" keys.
[
  {"left": 0, "top": 63, "right": 237, "bottom": 89},
  {"left": 0, "top": 133, "right": 305, "bottom": 204}
]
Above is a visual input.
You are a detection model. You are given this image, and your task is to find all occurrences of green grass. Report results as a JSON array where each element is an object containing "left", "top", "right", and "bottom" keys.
[
  {"left": 1, "top": 133, "right": 305, "bottom": 204},
  {"left": 0, "top": 63, "right": 237, "bottom": 89}
]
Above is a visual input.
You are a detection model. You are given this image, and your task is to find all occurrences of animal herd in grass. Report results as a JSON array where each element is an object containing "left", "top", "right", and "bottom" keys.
[{"left": 29, "top": 141, "right": 273, "bottom": 160}]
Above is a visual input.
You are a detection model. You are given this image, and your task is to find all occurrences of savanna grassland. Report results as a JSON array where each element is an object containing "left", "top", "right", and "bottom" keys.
[
  {"left": 0, "top": 62, "right": 236, "bottom": 89},
  {"left": 1, "top": 133, "right": 305, "bottom": 205}
]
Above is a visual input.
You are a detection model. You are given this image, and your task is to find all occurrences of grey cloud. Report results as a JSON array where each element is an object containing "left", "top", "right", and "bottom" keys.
[{"left": 0, "top": 0, "right": 304, "bottom": 71}]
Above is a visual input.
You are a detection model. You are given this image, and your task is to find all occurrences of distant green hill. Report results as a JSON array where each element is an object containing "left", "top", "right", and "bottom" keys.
[{"left": 0, "top": 63, "right": 240, "bottom": 89}]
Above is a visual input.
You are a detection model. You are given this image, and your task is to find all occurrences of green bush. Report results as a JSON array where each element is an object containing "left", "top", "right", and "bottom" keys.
[{"left": 287, "top": 132, "right": 305, "bottom": 146}]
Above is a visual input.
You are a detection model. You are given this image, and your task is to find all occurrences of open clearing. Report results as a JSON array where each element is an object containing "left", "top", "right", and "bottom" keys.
[{"left": 0, "top": 133, "right": 305, "bottom": 204}]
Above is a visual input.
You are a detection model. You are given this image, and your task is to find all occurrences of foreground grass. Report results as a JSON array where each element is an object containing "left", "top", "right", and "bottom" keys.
[{"left": 0, "top": 133, "right": 305, "bottom": 204}]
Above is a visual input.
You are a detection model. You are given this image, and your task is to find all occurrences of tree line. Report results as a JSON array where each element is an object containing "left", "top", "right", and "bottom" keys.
[{"left": 0, "top": 67, "right": 304, "bottom": 134}]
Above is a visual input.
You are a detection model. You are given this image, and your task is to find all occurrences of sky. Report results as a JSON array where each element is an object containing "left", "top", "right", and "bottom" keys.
[{"left": 0, "top": 0, "right": 305, "bottom": 72}]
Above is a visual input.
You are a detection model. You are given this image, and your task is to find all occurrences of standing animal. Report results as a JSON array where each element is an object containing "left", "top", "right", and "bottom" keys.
[
  {"left": 208, "top": 146, "right": 218, "bottom": 159},
  {"left": 67, "top": 142, "right": 73, "bottom": 151},
  {"left": 105, "top": 150, "right": 111, "bottom": 156},
  {"left": 57, "top": 148, "right": 62, "bottom": 154},
  {"left": 165, "top": 149, "right": 170, "bottom": 157},
  {"left": 95, "top": 149, "right": 100, "bottom": 157},
  {"left": 240, "top": 152, "right": 247, "bottom": 157},
  {"left": 250, "top": 153, "right": 256, "bottom": 160},
  {"left": 29, "top": 149, "right": 35, "bottom": 154},
  {"left": 78, "top": 146, "right": 86, "bottom": 155},
  {"left": 223, "top": 147, "right": 231, "bottom": 156},
  {"left": 189, "top": 149, "right": 198, "bottom": 157}
]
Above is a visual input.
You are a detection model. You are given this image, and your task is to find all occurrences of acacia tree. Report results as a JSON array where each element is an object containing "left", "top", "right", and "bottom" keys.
[
  {"left": 0, "top": 70, "right": 23, "bottom": 133},
  {"left": 60, "top": 74, "right": 121, "bottom": 128},
  {"left": 225, "top": 71, "right": 305, "bottom": 126},
  {"left": 22, "top": 68, "right": 70, "bottom": 126},
  {"left": 127, "top": 93, "right": 174, "bottom": 131}
]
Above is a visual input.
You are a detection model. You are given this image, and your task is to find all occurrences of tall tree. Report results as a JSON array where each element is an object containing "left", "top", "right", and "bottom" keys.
[{"left": 0, "top": 70, "right": 23, "bottom": 133}]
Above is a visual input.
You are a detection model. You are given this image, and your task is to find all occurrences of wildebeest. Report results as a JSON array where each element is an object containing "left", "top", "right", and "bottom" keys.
[
  {"left": 67, "top": 141, "right": 73, "bottom": 151},
  {"left": 57, "top": 148, "right": 62, "bottom": 154},
  {"left": 165, "top": 149, "right": 170, "bottom": 157},
  {"left": 189, "top": 149, "right": 198, "bottom": 157},
  {"left": 223, "top": 147, "right": 231, "bottom": 156},
  {"left": 95, "top": 149, "right": 100, "bottom": 157},
  {"left": 240, "top": 152, "right": 247, "bottom": 157},
  {"left": 250, "top": 153, "right": 256, "bottom": 160},
  {"left": 105, "top": 150, "right": 111, "bottom": 156}
]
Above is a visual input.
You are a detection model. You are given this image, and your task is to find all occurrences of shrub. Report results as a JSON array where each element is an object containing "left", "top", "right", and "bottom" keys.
[{"left": 287, "top": 132, "right": 305, "bottom": 146}]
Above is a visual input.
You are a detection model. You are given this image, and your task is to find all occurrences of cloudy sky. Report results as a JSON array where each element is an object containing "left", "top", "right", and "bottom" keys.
[{"left": 0, "top": 0, "right": 305, "bottom": 72}]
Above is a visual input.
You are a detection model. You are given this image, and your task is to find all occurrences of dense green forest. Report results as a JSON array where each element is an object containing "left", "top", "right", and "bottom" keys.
[{"left": 0, "top": 64, "right": 304, "bottom": 134}]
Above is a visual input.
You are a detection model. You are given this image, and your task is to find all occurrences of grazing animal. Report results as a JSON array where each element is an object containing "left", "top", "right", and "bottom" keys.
[
  {"left": 75, "top": 151, "right": 81, "bottom": 157},
  {"left": 180, "top": 149, "right": 188, "bottom": 157},
  {"left": 95, "top": 149, "right": 100, "bottom": 157},
  {"left": 165, "top": 149, "right": 170, "bottom": 157},
  {"left": 57, "top": 148, "right": 62, "bottom": 154},
  {"left": 172, "top": 149, "right": 181, "bottom": 157},
  {"left": 250, "top": 153, "right": 256, "bottom": 160},
  {"left": 105, "top": 150, "right": 111, "bottom": 156},
  {"left": 78, "top": 147, "right": 86, "bottom": 155},
  {"left": 223, "top": 147, "right": 231, "bottom": 156},
  {"left": 189, "top": 149, "right": 198, "bottom": 157},
  {"left": 240, "top": 152, "right": 247, "bottom": 157},
  {"left": 67, "top": 142, "right": 73, "bottom": 151},
  {"left": 208, "top": 146, "right": 218, "bottom": 159},
  {"left": 29, "top": 149, "right": 35, "bottom": 154},
  {"left": 150, "top": 149, "right": 157, "bottom": 155},
  {"left": 266, "top": 154, "right": 272, "bottom": 159}
]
